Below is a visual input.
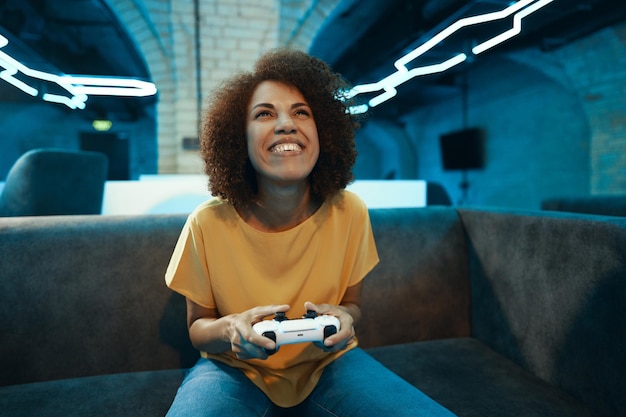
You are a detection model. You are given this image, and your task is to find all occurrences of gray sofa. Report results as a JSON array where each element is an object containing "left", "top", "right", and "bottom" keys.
[
  {"left": 1, "top": 207, "right": 624, "bottom": 416},
  {"left": 542, "top": 195, "right": 626, "bottom": 217}
]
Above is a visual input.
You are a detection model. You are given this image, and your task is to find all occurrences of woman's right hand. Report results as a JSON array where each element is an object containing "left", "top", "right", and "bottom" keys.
[{"left": 227, "top": 304, "right": 290, "bottom": 360}]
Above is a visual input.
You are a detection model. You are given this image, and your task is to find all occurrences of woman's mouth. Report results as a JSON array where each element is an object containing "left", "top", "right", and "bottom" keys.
[{"left": 271, "top": 143, "right": 303, "bottom": 153}]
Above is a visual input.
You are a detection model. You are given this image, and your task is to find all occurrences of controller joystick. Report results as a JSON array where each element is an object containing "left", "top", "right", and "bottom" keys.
[{"left": 252, "top": 311, "right": 340, "bottom": 355}]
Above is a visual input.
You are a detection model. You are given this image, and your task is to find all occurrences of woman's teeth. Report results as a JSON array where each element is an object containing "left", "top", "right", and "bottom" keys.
[{"left": 272, "top": 143, "right": 302, "bottom": 153}]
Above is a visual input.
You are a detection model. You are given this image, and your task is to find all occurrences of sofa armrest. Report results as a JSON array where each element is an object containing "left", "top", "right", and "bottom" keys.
[{"left": 459, "top": 208, "right": 626, "bottom": 417}]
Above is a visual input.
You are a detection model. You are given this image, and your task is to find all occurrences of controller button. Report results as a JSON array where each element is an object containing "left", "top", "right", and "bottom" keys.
[
  {"left": 323, "top": 324, "right": 338, "bottom": 339},
  {"left": 262, "top": 331, "right": 278, "bottom": 355}
]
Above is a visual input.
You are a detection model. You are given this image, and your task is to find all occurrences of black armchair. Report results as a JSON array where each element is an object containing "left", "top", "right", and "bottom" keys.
[{"left": 0, "top": 148, "right": 108, "bottom": 216}]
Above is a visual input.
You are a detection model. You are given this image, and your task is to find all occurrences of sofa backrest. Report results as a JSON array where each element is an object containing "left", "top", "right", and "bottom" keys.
[
  {"left": 359, "top": 207, "right": 471, "bottom": 348},
  {"left": 541, "top": 195, "right": 626, "bottom": 217},
  {"left": 0, "top": 214, "right": 196, "bottom": 386},
  {"left": 459, "top": 208, "right": 626, "bottom": 417},
  {"left": 0, "top": 207, "right": 472, "bottom": 386}
]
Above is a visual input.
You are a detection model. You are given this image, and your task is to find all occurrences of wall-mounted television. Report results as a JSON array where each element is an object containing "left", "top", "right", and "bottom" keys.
[{"left": 439, "top": 127, "right": 485, "bottom": 171}]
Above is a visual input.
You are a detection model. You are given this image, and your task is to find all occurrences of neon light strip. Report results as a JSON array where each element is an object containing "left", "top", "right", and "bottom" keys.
[
  {"left": 42, "top": 93, "right": 86, "bottom": 109},
  {"left": 394, "top": 0, "right": 536, "bottom": 71},
  {"left": 0, "top": 33, "right": 157, "bottom": 109},
  {"left": 347, "top": 0, "right": 554, "bottom": 112},
  {"left": 0, "top": 64, "right": 38, "bottom": 96},
  {"left": 368, "top": 54, "right": 468, "bottom": 107},
  {"left": 0, "top": 43, "right": 87, "bottom": 109},
  {"left": 349, "top": 53, "right": 468, "bottom": 98},
  {"left": 472, "top": 0, "right": 554, "bottom": 54},
  {"left": 348, "top": 104, "right": 369, "bottom": 115},
  {"left": 62, "top": 76, "right": 158, "bottom": 97}
]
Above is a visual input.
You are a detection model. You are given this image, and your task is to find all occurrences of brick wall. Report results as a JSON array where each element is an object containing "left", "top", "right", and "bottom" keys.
[
  {"left": 108, "top": 0, "right": 277, "bottom": 175},
  {"left": 280, "top": 0, "right": 339, "bottom": 50},
  {"left": 552, "top": 23, "right": 626, "bottom": 195},
  {"left": 106, "top": 0, "right": 178, "bottom": 174},
  {"left": 106, "top": 0, "right": 339, "bottom": 175}
]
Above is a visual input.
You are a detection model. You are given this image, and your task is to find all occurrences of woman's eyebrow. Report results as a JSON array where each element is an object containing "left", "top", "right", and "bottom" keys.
[
  {"left": 291, "top": 102, "right": 310, "bottom": 109},
  {"left": 251, "top": 103, "right": 274, "bottom": 110},
  {"left": 251, "top": 102, "right": 310, "bottom": 110}
]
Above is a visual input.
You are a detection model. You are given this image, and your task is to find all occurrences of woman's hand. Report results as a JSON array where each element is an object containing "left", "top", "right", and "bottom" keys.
[
  {"left": 303, "top": 301, "right": 358, "bottom": 352},
  {"left": 227, "top": 304, "right": 290, "bottom": 360},
  {"left": 186, "top": 299, "right": 289, "bottom": 360}
]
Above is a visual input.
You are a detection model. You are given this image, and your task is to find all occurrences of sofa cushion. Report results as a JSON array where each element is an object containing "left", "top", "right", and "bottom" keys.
[
  {"left": 0, "top": 370, "right": 184, "bottom": 417},
  {"left": 367, "top": 338, "right": 597, "bottom": 417}
]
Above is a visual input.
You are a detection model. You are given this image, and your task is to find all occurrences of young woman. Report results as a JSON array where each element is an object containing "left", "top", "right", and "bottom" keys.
[{"left": 165, "top": 48, "right": 455, "bottom": 417}]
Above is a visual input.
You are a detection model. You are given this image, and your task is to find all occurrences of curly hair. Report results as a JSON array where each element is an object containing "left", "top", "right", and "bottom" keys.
[{"left": 200, "top": 48, "right": 360, "bottom": 209}]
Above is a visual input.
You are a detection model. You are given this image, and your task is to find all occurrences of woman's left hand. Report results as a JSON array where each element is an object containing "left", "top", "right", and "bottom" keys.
[{"left": 303, "top": 301, "right": 356, "bottom": 352}]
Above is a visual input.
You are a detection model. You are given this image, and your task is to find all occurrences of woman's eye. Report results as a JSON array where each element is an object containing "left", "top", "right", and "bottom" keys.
[
  {"left": 255, "top": 111, "right": 272, "bottom": 118},
  {"left": 295, "top": 109, "right": 310, "bottom": 117}
]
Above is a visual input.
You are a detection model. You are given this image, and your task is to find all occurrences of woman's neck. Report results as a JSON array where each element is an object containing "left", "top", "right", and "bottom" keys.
[{"left": 241, "top": 183, "right": 320, "bottom": 232}]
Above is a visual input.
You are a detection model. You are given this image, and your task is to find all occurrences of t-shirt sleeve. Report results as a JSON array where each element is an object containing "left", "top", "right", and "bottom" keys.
[{"left": 165, "top": 214, "right": 216, "bottom": 309}]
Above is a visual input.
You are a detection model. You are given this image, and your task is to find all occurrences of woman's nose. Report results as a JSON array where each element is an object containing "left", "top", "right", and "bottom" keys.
[{"left": 275, "top": 113, "right": 297, "bottom": 134}]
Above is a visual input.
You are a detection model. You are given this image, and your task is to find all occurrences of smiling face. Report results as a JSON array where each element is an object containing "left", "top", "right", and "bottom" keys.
[{"left": 246, "top": 80, "right": 320, "bottom": 190}]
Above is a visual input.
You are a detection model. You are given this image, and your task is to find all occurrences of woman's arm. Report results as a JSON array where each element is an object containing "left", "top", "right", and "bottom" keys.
[
  {"left": 186, "top": 299, "right": 290, "bottom": 359},
  {"left": 337, "top": 280, "right": 363, "bottom": 326}
]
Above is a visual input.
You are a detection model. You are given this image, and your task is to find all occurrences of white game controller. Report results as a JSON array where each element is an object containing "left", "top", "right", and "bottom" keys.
[{"left": 252, "top": 311, "right": 341, "bottom": 355}]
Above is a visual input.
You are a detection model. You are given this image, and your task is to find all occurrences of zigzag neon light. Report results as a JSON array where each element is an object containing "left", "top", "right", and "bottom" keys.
[
  {"left": 0, "top": 33, "right": 157, "bottom": 110},
  {"left": 472, "top": 0, "right": 554, "bottom": 54},
  {"left": 348, "top": 0, "right": 554, "bottom": 113}
]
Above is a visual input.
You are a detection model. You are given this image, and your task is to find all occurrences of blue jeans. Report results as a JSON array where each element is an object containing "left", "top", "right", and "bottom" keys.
[{"left": 166, "top": 348, "right": 456, "bottom": 416}]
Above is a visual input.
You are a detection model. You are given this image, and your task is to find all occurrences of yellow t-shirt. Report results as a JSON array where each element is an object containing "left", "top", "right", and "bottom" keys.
[{"left": 165, "top": 190, "right": 379, "bottom": 407}]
